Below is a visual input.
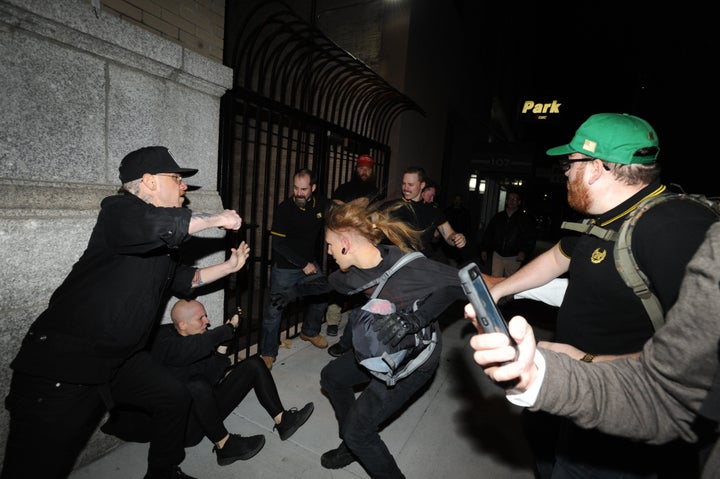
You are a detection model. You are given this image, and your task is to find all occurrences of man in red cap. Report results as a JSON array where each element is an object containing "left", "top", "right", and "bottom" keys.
[
  {"left": 2, "top": 146, "right": 249, "bottom": 479},
  {"left": 331, "top": 154, "right": 381, "bottom": 209}
]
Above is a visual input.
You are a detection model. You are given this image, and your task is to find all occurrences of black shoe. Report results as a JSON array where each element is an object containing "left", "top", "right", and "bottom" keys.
[
  {"left": 274, "top": 402, "right": 314, "bottom": 440},
  {"left": 321, "top": 441, "right": 356, "bottom": 469},
  {"left": 328, "top": 341, "right": 352, "bottom": 357},
  {"left": 327, "top": 324, "right": 338, "bottom": 336},
  {"left": 143, "top": 466, "right": 198, "bottom": 479},
  {"left": 213, "top": 433, "right": 265, "bottom": 466}
]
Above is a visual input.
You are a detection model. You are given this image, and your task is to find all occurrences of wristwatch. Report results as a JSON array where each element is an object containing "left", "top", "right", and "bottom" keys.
[{"left": 580, "top": 353, "right": 595, "bottom": 363}]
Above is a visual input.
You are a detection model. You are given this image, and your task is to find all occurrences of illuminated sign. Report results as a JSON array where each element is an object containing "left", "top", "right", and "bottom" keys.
[{"left": 520, "top": 100, "right": 561, "bottom": 120}]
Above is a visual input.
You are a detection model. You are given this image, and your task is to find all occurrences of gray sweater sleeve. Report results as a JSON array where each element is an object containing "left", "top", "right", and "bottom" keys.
[{"left": 533, "top": 221, "right": 720, "bottom": 446}]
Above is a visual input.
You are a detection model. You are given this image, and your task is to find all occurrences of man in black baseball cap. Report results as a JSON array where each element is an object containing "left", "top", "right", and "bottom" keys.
[
  {"left": 119, "top": 146, "right": 198, "bottom": 183},
  {"left": 3, "top": 145, "right": 248, "bottom": 479}
]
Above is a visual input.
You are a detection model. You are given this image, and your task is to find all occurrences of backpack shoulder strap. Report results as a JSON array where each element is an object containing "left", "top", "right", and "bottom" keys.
[
  {"left": 348, "top": 251, "right": 425, "bottom": 298},
  {"left": 614, "top": 193, "right": 720, "bottom": 331},
  {"left": 561, "top": 219, "right": 619, "bottom": 242}
]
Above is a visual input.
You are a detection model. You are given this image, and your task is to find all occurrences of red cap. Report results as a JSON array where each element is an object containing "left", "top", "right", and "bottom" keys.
[{"left": 357, "top": 154, "right": 374, "bottom": 168}]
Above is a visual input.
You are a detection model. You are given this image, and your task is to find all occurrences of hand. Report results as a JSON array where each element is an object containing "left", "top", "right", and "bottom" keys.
[
  {"left": 269, "top": 286, "right": 299, "bottom": 311},
  {"left": 302, "top": 262, "right": 318, "bottom": 275},
  {"left": 217, "top": 209, "right": 243, "bottom": 230},
  {"left": 227, "top": 313, "right": 240, "bottom": 329},
  {"left": 227, "top": 241, "right": 250, "bottom": 273},
  {"left": 372, "top": 312, "right": 422, "bottom": 347},
  {"left": 451, "top": 233, "right": 466, "bottom": 248},
  {"left": 465, "top": 304, "right": 539, "bottom": 392}
]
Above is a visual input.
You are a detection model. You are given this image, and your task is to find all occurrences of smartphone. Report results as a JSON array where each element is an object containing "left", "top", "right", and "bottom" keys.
[{"left": 458, "top": 262, "right": 518, "bottom": 361}]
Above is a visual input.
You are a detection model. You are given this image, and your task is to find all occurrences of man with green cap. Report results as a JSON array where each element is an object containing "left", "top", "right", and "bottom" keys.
[{"left": 482, "top": 113, "right": 717, "bottom": 479}]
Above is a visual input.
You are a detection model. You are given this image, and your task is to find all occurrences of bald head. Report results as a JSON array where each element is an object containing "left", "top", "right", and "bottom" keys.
[{"left": 170, "top": 299, "right": 209, "bottom": 336}]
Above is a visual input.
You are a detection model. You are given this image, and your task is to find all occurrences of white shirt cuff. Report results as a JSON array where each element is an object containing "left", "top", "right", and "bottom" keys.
[{"left": 506, "top": 351, "right": 546, "bottom": 407}]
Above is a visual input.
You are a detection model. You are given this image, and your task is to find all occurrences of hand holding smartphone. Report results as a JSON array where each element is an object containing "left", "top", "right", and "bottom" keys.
[{"left": 458, "top": 262, "right": 518, "bottom": 363}]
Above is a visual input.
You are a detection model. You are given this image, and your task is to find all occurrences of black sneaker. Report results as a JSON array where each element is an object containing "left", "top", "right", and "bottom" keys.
[
  {"left": 321, "top": 441, "right": 357, "bottom": 469},
  {"left": 328, "top": 341, "right": 352, "bottom": 357},
  {"left": 213, "top": 433, "right": 265, "bottom": 466},
  {"left": 143, "top": 466, "right": 198, "bottom": 479},
  {"left": 274, "top": 402, "right": 314, "bottom": 440},
  {"left": 327, "top": 324, "right": 338, "bottom": 336}
]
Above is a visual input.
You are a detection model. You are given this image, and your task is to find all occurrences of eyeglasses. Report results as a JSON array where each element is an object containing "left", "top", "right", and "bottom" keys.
[
  {"left": 155, "top": 173, "right": 184, "bottom": 184},
  {"left": 558, "top": 158, "right": 596, "bottom": 172}
]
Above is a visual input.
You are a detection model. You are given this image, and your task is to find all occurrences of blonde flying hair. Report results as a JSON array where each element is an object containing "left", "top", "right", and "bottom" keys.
[{"left": 325, "top": 202, "right": 424, "bottom": 253}]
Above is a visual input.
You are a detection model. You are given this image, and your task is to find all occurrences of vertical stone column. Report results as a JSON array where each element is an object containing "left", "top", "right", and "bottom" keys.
[{"left": 0, "top": 0, "right": 232, "bottom": 467}]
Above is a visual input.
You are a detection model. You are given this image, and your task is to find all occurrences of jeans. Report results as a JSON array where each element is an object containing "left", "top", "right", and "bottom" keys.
[
  {"left": 260, "top": 263, "right": 328, "bottom": 358},
  {"left": 320, "top": 346, "right": 440, "bottom": 479}
]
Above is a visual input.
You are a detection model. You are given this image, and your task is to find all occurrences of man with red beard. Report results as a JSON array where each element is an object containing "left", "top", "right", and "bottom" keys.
[{"left": 484, "top": 113, "right": 717, "bottom": 479}]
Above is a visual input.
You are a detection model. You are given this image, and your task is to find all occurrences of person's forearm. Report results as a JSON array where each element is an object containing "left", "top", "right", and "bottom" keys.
[
  {"left": 491, "top": 246, "right": 566, "bottom": 300},
  {"left": 535, "top": 350, "right": 695, "bottom": 445},
  {"left": 189, "top": 210, "right": 241, "bottom": 234}
]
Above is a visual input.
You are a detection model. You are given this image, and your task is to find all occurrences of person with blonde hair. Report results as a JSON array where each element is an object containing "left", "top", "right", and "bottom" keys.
[{"left": 318, "top": 202, "right": 466, "bottom": 478}]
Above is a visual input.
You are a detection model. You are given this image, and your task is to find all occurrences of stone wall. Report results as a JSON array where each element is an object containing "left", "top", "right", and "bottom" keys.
[
  {"left": 100, "top": 0, "right": 225, "bottom": 64},
  {"left": 0, "top": 0, "right": 232, "bottom": 469}
]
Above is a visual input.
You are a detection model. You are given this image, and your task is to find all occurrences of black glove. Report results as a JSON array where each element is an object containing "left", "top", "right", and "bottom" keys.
[
  {"left": 372, "top": 312, "right": 422, "bottom": 347},
  {"left": 270, "top": 286, "right": 299, "bottom": 311}
]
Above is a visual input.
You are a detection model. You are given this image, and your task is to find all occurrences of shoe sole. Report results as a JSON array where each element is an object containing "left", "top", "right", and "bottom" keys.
[
  {"left": 216, "top": 436, "right": 266, "bottom": 466},
  {"left": 279, "top": 403, "right": 314, "bottom": 441}
]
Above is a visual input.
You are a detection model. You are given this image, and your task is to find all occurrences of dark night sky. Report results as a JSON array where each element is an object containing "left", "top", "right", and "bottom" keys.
[{"left": 472, "top": 2, "right": 719, "bottom": 196}]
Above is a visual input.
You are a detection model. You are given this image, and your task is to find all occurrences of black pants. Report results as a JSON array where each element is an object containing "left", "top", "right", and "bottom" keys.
[
  {"left": 101, "top": 355, "right": 285, "bottom": 447},
  {"left": 185, "top": 355, "right": 284, "bottom": 445},
  {"left": 320, "top": 347, "right": 439, "bottom": 479},
  {"left": 2, "top": 351, "right": 190, "bottom": 479}
]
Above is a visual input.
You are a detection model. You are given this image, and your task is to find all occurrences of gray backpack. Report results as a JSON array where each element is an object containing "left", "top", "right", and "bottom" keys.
[{"left": 348, "top": 251, "right": 438, "bottom": 387}]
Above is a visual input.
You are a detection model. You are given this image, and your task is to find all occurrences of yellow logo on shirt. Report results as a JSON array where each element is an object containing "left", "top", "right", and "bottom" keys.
[{"left": 591, "top": 248, "right": 606, "bottom": 264}]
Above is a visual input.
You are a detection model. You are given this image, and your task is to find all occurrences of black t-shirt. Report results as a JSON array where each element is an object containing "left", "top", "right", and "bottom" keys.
[
  {"left": 332, "top": 177, "right": 380, "bottom": 204},
  {"left": 556, "top": 181, "right": 718, "bottom": 354},
  {"left": 270, "top": 195, "right": 328, "bottom": 269}
]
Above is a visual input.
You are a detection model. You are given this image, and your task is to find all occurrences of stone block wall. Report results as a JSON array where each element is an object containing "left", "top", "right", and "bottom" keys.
[
  {"left": 0, "top": 0, "right": 231, "bottom": 469},
  {"left": 100, "top": 0, "right": 225, "bottom": 63}
]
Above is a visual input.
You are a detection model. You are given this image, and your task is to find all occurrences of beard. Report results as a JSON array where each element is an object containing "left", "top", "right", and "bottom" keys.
[{"left": 566, "top": 173, "right": 592, "bottom": 213}]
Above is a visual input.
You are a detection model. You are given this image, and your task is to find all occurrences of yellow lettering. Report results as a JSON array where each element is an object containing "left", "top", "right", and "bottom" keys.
[{"left": 521, "top": 100, "right": 562, "bottom": 115}]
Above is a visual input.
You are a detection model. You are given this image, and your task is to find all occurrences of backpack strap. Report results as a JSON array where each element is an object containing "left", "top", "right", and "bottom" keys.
[
  {"left": 370, "top": 330, "right": 438, "bottom": 387},
  {"left": 348, "top": 251, "right": 425, "bottom": 298},
  {"left": 614, "top": 193, "right": 720, "bottom": 331},
  {"left": 560, "top": 220, "right": 619, "bottom": 242},
  {"left": 562, "top": 192, "right": 720, "bottom": 331}
]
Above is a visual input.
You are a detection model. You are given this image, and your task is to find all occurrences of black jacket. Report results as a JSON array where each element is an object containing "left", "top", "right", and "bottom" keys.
[{"left": 11, "top": 193, "right": 197, "bottom": 384}]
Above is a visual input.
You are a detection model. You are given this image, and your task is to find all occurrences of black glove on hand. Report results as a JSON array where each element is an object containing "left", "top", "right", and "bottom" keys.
[
  {"left": 372, "top": 312, "right": 422, "bottom": 347},
  {"left": 270, "top": 286, "right": 299, "bottom": 311}
]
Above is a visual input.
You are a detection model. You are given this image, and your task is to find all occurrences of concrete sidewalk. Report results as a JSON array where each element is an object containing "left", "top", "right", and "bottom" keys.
[{"left": 69, "top": 302, "right": 538, "bottom": 479}]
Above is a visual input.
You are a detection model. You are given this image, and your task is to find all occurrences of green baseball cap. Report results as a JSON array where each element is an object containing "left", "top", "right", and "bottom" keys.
[{"left": 546, "top": 113, "right": 659, "bottom": 164}]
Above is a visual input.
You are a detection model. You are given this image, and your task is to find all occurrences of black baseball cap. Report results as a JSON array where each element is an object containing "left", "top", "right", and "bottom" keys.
[{"left": 119, "top": 146, "right": 198, "bottom": 183}]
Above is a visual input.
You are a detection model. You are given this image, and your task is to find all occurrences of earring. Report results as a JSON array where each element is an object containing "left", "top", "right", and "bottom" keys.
[{"left": 341, "top": 247, "right": 347, "bottom": 255}]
